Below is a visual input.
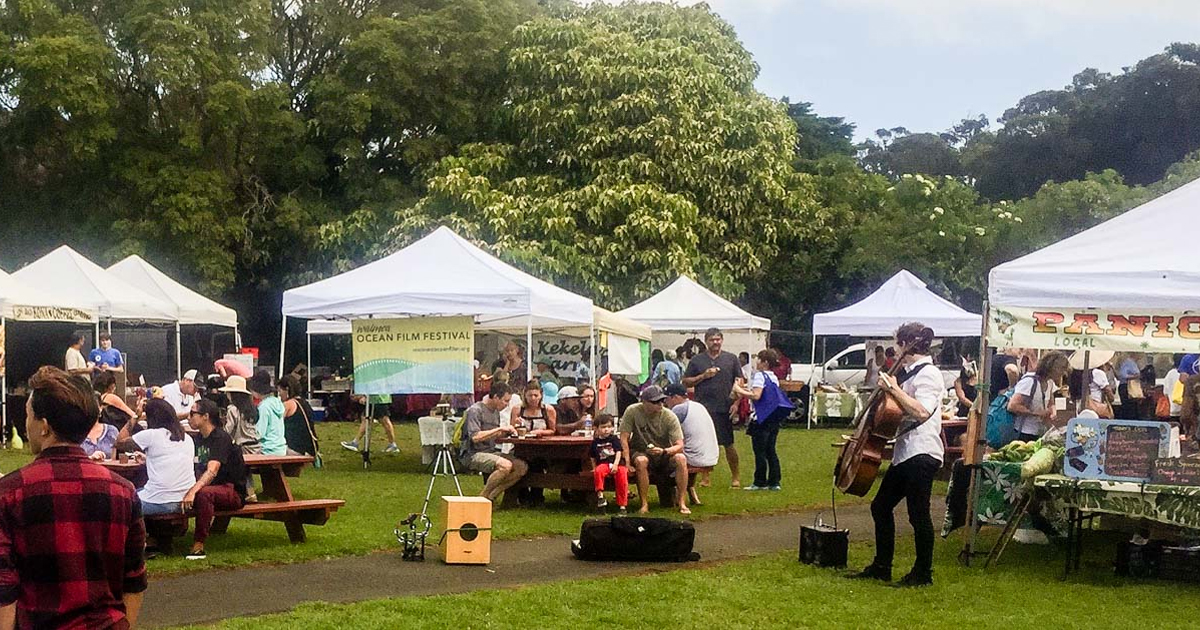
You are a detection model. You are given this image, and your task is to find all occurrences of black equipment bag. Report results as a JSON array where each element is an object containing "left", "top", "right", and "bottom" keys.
[
  {"left": 571, "top": 517, "right": 699, "bottom": 562},
  {"left": 799, "top": 511, "right": 849, "bottom": 568}
]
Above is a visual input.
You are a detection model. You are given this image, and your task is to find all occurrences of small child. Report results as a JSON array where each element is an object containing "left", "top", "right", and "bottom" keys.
[{"left": 589, "top": 414, "right": 628, "bottom": 513}]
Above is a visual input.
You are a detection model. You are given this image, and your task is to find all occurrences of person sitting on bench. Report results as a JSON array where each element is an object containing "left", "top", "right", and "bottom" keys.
[
  {"left": 664, "top": 383, "right": 718, "bottom": 505},
  {"left": 619, "top": 385, "right": 690, "bottom": 515},
  {"left": 182, "top": 399, "right": 248, "bottom": 560},
  {"left": 463, "top": 382, "right": 528, "bottom": 502}
]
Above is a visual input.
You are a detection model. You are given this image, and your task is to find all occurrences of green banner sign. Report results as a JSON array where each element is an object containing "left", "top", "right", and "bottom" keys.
[{"left": 352, "top": 317, "right": 473, "bottom": 395}]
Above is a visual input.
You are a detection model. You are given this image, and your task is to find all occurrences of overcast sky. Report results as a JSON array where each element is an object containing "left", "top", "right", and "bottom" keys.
[{"left": 604, "top": 1, "right": 1200, "bottom": 140}]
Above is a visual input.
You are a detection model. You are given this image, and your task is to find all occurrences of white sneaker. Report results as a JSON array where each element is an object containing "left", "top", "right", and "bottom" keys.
[
  {"left": 384, "top": 443, "right": 400, "bottom": 454},
  {"left": 340, "top": 440, "right": 359, "bottom": 452}
]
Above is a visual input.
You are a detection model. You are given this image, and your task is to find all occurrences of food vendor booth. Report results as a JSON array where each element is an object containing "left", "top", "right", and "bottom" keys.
[
  {"left": 809, "top": 269, "right": 981, "bottom": 428},
  {"left": 965, "top": 176, "right": 1200, "bottom": 577}
]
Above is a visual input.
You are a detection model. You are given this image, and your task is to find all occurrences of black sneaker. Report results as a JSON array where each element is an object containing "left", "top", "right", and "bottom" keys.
[
  {"left": 847, "top": 564, "right": 892, "bottom": 582},
  {"left": 894, "top": 572, "right": 932, "bottom": 588}
]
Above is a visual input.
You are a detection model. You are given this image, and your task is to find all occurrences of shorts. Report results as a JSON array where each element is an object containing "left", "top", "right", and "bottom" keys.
[
  {"left": 468, "top": 451, "right": 517, "bottom": 475},
  {"left": 633, "top": 452, "right": 677, "bottom": 478},
  {"left": 371, "top": 403, "right": 391, "bottom": 420},
  {"left": 710, "top": 411, "right": 735, "bottom": 446}
]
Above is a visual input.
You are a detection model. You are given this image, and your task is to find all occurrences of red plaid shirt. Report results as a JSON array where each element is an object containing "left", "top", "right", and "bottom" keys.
[{"left": 0, "top": 445, "right": 147, "bottom": 629}]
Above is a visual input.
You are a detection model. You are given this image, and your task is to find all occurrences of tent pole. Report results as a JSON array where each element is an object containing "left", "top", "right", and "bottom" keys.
[
  {"left": 278, "top": 317, "right": 287, "bottom": 377},
  {"left": 94, "top": 321, "right": 100, "bottom": 350},
  {"left": 526, "top": 316, "right": 534, "bottom": 382},
  {"left": 807, "top": 332, "right": 818, "bottom": 430},
  {"left": 175, "top": 322, "right": 182, "bottom": 380},
  {"left": 589, "top": 322, "right": 596, "bottom": 386},
  {"left": 962, "top": 299, "right": 991, "bottom": 566},
  {"left": 306, "top": 331, "right": 312, "bottom": 394},
  {"left": 107, "top": 319, "right": 112, "bottom": 335},
  {"left": 235, "top": 324, "right": 241, "bottom": 351}
]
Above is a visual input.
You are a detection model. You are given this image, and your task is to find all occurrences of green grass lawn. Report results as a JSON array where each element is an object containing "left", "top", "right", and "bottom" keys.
[
  {"left": 0, "top": 421, "right": 860, "bottom": 575},
  {"left": 174, "top": 534, "right": 1200, "bottom": 630}
]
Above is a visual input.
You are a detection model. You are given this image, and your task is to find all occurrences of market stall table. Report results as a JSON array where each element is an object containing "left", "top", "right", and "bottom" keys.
[{"left": 1034, "top": 474, "right": 1200, "bottom": 575}]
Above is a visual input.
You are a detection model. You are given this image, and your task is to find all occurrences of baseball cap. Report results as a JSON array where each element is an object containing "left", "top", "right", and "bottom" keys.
[
  {"left": 183, "top": 369, "right": 200, "bottom": 382},
  {"left": 1180, "top": 354, "right": 1200, "bottom": 376},
  {"left": 639, "top": 385, "right": 667, "bottom": 403},
  {"left": 663, "top": 383, "right": 688, "bottom": 398},
  {"left": 558, "top": 385, "right": 580, "bottom": 400}
]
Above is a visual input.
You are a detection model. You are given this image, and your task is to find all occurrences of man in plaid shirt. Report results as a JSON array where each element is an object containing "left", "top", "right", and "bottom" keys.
[{"left": 0, "top": 366, "right": 147, "bottom": 629}]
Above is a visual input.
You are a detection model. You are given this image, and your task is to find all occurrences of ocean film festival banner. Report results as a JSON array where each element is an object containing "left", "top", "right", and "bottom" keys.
[
  {"left": 352, "top": 316, "right": 473, "bottom": 395},
  {"left": 988, "top": 305, "right": 1200, "bottom": 353}
]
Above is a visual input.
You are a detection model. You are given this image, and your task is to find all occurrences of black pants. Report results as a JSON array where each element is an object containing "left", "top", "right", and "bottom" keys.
[
  {"left": 870, "top": 454, "right": 940, "bottom": 576},
  {"left": 749, "top": 420, "right": 781, "bottom": 487}
]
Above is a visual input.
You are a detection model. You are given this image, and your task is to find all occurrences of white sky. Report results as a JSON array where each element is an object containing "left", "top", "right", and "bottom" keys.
[{"left": 596, "top": 1, "right": 1200, "bottom": 139}]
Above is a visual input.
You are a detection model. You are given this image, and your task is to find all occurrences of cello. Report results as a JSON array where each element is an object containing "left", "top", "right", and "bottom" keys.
[{"left": 834, "top": 332, "right": 932, "bottom": 496}]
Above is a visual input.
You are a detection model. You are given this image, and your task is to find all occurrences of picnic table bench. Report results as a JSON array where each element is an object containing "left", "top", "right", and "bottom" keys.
[
  {"left": 102, "top": 454, "right": 344, "bottom": 552},
  {"left": 497, "top": 436, "right": 711, "bottom": 508}
]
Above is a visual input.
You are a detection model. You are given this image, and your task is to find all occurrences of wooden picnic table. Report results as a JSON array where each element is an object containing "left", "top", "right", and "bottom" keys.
[
  {"left": 101, "top": 453, "right": 315, "bottom": 502},
  {"left": 497, "top": 435, "right": 596, "bottom": 508}
]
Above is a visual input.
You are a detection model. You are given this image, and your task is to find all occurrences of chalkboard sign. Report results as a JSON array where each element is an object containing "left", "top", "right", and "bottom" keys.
[
  {"left": 1105, "top": 424, "right": 1162, "bottom": 479},
  {"left": 1152, "top": 458, "right": 1200, "bottom": 486},
  {"left": 1065, "top": 418, "right": 1172, "bottom": 482}
]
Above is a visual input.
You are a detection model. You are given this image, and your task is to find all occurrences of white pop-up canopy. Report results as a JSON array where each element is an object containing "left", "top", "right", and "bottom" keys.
[
  {"left": 618, "top": 275, "right": 771, "bottom": 331},
  {"left": 283, "top": 226, "right": 595, "bottom": 378},
  {"left": 108, "top": 255, "right": 237, "bottom": 327},
  {"left": 0, "top": 269, "right": 94, "bottom": 322},
  {"left": 990, "top": 177, "right": 1200, "bottom": 310},
  {"left": 813, "top": 269, "right": 982, "bottom": 337},
  {"left": 283, "top": 226, "right": 593, "bottom": 328},
  {"left": 13, "top": 246, "right": 177, "bottom": 322}
]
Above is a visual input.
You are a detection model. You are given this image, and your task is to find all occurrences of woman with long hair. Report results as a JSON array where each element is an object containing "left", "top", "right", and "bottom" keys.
[
  {"left": 117, "top": 398, "right": 195, "bottom": 515},
  {"left": 280, "top": 374, "right": 319, "bottom": 457},
  {"left": 1007, "top": 351, "right": 1071, "bottom": 442},
  {"left": 93, "top": 371, "right": 137, "bottom": 428},
  {"left": 511, "top": 380, "right": 557, "bottom": 437}
]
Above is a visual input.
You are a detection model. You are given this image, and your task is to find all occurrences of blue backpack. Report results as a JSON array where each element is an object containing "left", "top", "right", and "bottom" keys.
[
  {"left": 752, "top": 372, "right": 796, "bottom": 424},
  {"left": 986, "top": 375, "right": 1035, "bottom": 448}
]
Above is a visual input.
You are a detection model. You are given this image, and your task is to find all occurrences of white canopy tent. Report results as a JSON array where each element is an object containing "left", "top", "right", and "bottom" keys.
[
  {"left": 13, "top": 246, "right": 178, "bottom": 323},
  {"left": 1, "top": 269, "right": 98, "bottom": 435},
  {"left": 282, "top": 226, "right": 595, "bottom": 382},
  {"left": 990, "top": 178, "right": 1200, "bottom": 311},
  {"left": 813, "top": 269, "right": 982, "bottom": 338},
  {"left": 617, "top": 275, "right": 771, "bottom": 356},
  {"left": 108, "top": 255, "right": 239, "bottom": 378},
  {"left": 807, "top": 269, "right": 982, "bottom": 428}
]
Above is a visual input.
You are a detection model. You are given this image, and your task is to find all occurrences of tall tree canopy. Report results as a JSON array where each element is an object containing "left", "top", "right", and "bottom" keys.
[{"left": 385, "top": 1, "right": 820, "bottom": 307}]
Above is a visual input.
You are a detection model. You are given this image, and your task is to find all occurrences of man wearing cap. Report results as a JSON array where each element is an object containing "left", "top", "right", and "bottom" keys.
[
  {"left": 619, "top": 385, "right": 690, "bottom": 515},
  {"left": 664, "top": 383, "right": 719, "bottom": 506},
  {"left": 161, "top": 369, "right": 201, "bottom": 420},
  {"left": 554, "top": 385, "right": 587, "bottom": 435}
]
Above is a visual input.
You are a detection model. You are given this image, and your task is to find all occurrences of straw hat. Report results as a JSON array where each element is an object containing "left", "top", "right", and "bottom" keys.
[
  {"left": 1068, "top": 350, "right": 1115, "bottom": 371},
  {"left": 219, "top": 375, "right": 251, "bottom": 395}
]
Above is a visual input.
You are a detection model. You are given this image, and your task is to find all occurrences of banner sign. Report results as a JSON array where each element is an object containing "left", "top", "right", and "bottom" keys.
[
  {"left": 532, "top": 336, "right": 594, "bottom": 382},
  {"left": 352, "top": 317, "right": 473, "bottom": 395},
  {"left": 10, "top": 305, "right": 94, "bottom": 323},
  {"left": 988, "top": 305, "right": 1200, "bottom": 353}
]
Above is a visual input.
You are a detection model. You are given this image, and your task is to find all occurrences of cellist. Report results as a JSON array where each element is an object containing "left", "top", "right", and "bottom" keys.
[{"left": 851, "top": 322, "right": 942, "bottom": 587}]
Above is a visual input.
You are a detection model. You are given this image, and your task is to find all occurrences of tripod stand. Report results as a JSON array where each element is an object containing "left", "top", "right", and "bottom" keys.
[{"left": 396, "top": 417, "right": 463, "bottom": 561}]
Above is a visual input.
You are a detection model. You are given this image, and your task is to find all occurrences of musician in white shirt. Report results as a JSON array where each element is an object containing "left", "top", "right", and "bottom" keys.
[{"left": 851, "top": 322, "right": 942, "bottom": 588}]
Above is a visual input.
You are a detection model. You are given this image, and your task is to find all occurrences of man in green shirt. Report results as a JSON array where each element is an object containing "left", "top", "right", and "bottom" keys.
[{"left": 620, "top": 386, "right": 689, "bottom": 515}]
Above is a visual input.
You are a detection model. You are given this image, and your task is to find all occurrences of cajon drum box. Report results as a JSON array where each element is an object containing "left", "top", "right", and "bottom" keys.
[{"left": 440, "top": 496, "right": 492, "bottom": 564}]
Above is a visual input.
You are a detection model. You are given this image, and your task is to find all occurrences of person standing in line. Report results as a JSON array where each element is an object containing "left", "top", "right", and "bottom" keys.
[
  {"left": 1006, "top": 352, "right": 1071, "bottom": 442},
  {"left": 653, "top": 350, "right": 683, "bottom": 388},
  {"left": 340, "top": 394, "right": 399, "bottom": 454},
  {"left": 851, "top": 323, "right": 942, "bottom": 587},
  {"left": 733, "top": 349, "right": 790, "bottom": 491},
  {"left": 89, "top": 332, "right": 124, "bottom": 373},
  {"left": 682, "top": 327, "right": 742, "bottom": 488},
  {"left": 64, "top": 333, "right": 93, "bottom": 376},
  {"left": 0, "top": 366, "right": 146, "bottom": 627}
]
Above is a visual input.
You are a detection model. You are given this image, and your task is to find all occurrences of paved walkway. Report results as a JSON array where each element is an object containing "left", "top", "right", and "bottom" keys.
[{"left": 141, "top": 498, "right": 945, "bottom": 628}]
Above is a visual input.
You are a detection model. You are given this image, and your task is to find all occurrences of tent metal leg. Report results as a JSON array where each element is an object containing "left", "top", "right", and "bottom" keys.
[
  {"left": 175, "top": 322, "right": 182, "bottom": 380},
  {"left": 278, "top": 317, "right": 288, "bottom": 377},
  {"left": 526, "top": 316, "right": 533, "bottom": 382},
  {"left": 807, "top": 334, "right": 818, "bottom": 429},
  {"left": 589, "top": 323, "right": 596, "bottom": 387}
]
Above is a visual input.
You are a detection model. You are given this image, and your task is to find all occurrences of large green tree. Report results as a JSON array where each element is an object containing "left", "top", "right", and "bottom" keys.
[{"left": 385, "top": 1, "right": 821, "bottom": 307}]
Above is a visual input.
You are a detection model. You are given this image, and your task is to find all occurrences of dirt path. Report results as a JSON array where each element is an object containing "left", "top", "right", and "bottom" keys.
[{"left": 141, "top": 498, "right": 945, "bottom": 628}]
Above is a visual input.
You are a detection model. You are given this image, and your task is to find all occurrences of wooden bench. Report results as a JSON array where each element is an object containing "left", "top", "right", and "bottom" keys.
[
  {"left": 145, "top": 498, "right": 345, "bottom": 553},
  {"left": 649, "top": 465, "right": 713, "bottom": 507}
]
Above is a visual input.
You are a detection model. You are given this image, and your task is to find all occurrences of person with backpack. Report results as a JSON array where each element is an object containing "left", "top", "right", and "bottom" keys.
[
  {"left": 732, "top": 349, "right": 794, "bottom": 491},
  {"left": 1006, "top": 352, "right": 1071, "bottom": 442}
]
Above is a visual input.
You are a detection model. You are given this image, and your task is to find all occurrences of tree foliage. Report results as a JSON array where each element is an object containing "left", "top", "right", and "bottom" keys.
[{"left": 386, "top": 1, "right": 820, "bottom": 307}]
